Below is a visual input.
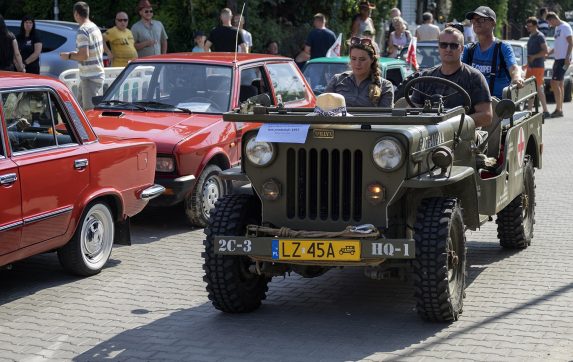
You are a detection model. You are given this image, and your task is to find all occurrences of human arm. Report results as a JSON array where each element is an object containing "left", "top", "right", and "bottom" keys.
[
  {"left": 24, "top": 38, "right": 42, "bottom": 66},
  {"left": 11, "top": 39, "right": 25, "bottom": 72},
  {"left": 528, "top": 42, "right": 548, "bottom": 63},
  {"left": 378, "top": 79, "right": 394, "bottom": 107},
  {"left": 160, "top": 24, "right": 168, "bottom": 54},
  {"left": 240, "top": 43, "right": 248, "bottom": 53},
  {"left": 565, "top": 35, "right": 573, "bottom": 67},
  {"left": 203, "top": 40, "right": 212, "bottom": 52},
  {"left": 102, "top": 38, "right": 113, "bottom": 62},
  {"left": 386, "top": 32, "right": 396, "bottom": 56},
  {"left": 503, "top": 43, "right": 523, "bottom": 87},
  {"left": 295, "top": 49, "right": 310, "bottom": 63},
  {"left": 471, "top": 101, "right": 493, "bottom": 128}
]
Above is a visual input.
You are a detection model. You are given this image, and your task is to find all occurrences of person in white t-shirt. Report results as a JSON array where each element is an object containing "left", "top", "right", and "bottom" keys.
[
  {"left": 232, "top": 15, "right": 252, "bottom": 53},
  {"left": 415, "top": 12, "right": 440, "bottom": 41},
  {"left": 547, "top": 12, "right": 573, "bottom": 118}
]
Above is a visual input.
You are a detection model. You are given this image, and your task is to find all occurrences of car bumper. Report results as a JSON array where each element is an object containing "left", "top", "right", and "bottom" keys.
[
  {"left": 149, "top": 174, "right": 196, "bottom": 207},
  {"left": 139, "top": 184, "right": 166, "bottom": 200}
]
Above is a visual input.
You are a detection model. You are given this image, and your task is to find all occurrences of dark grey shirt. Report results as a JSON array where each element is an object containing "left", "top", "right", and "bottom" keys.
[
  {"left": 325, "top": 71, "right": 394, "bottom": 107},
  {"left": 527, "top": 30, "right": 546, "bottom": 68},
  {"left": 411, "top": 63, "right": 491, "bottom": 114}
]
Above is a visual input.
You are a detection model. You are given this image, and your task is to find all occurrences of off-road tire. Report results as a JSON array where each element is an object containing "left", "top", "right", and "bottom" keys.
[
  {"left": 496, "top": 156, "right": 535, "bottom": 249},
  {"left": 413, "top": 197, "right": 466, "bottom": 322},
  {"left": 185, "top": 164, "right": 226, "bottom": 227},
  {"left": 203, "top": 194, "right": 270, "bottom": 313},
  {"left": 58, "top": 202, "right": 114, "bottom": 276}
]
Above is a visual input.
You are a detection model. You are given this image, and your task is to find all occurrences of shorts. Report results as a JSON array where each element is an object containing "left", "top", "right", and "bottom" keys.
[
  {"left": 552, "top": 59, "right": 567, "bottom": 81},
  {"left": 526, "top": 67, "right": 544, "bottom": 87},
  {"left": 78, "top": 78, "right": 104, "bottom": 110}
]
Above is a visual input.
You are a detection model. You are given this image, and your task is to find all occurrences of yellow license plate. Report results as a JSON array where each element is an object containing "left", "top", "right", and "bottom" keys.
[{"left": 278, "top": 240, "right": 361, "bottom": 261}]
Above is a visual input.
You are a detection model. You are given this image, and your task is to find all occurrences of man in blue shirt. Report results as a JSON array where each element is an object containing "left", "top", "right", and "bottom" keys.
[
  {"left": 304, "top": 13, "right": 336, "bottom": 60},
  {"left": 462, "top": 6, "right": 523, "bottom": 98}
]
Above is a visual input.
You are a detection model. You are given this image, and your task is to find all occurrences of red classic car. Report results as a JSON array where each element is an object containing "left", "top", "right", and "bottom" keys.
[
  {"left": 0, "top": 72, "right": 164, "bottom": 276},
  {"left": 87, "top": 53, "right": 315, "bottom": 226}
]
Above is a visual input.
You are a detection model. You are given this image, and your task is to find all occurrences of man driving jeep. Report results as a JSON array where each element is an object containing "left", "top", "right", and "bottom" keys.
[{"left": 411, "top": 27, "right": 493, "bottom": 127}]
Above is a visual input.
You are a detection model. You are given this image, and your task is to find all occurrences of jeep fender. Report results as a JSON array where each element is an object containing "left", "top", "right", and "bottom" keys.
[{"left": 403, "top": 166, "right": 479, "bottom": 230}]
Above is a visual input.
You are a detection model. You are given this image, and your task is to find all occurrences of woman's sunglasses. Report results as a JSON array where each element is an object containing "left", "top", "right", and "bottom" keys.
[{"left": 350, "top": 37, "right": 373, "bottom": 46}]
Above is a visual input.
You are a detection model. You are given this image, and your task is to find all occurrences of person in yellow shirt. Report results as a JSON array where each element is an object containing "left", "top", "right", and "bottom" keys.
[{"left": 103, "top": 11, "right": 137, "bottom": 67}]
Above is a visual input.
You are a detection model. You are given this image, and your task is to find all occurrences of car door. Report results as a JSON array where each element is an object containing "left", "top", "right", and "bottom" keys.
[
  {"left": 266, "top": 62, "right": 314, "bottom": 108},
  {"left": 4, "top": 89, "right": 89, "bottom": 247},
  {"left": 0, "top": 111, "right": 22, "bottom": 255}
]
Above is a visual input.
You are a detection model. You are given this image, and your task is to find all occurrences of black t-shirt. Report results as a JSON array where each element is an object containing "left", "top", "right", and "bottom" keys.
[
  {"left": 0, "top": 32, "right": 16, "bottom": 70},
  {"left": 411, "top": 63, "right": 491, "bottom": 114},
  {"left": 305, "top": 28, "right": 336, "bottom": 59},
  {"left": 17, "top": 32, "right": 41, "bottom": 74},
  {"left": 208, "top": 26, "right": 244, "bottom": 52}
]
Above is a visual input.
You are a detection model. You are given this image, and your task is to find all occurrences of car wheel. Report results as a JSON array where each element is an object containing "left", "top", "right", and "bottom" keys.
[
  {"left": 564, "top": 80, "right": 572, "bottom": 102},
  {"left": 185, "top": 164, "right": 226, "bottom": 227},
  {"left": 57, "top": 202, "right": 114, "bottom": 276},
  {"left": 413, "top": 197, "right": 466, "bottom": 322},
  {"left": 496, "top": 155, "right": 535, "bottom": 249},
  {"left": 203, "top": 194, "right": 270, "bottom": 313}
]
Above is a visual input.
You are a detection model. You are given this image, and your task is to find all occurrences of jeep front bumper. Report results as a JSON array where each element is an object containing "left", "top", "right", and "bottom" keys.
[{"left": 214, "top": 236, "right": 415, "bottom": 265}]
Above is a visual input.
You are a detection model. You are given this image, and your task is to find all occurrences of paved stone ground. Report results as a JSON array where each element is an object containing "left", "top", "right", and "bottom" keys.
[{"left": 1, "top": 106, "right": 573, "bottom": 361}]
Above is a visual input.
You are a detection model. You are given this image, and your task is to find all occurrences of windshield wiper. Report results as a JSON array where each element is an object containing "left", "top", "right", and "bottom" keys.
[
  {"left": 98, "top": 100, "right": 148, "bottom": 111},
  {"left": 133, "top": 101, "right": 192, "bottom": 114}
]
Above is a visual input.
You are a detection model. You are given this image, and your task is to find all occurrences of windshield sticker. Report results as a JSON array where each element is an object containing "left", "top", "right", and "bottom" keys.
[{"left": 256, "top": 124, "right": 310, "bottom": 144}]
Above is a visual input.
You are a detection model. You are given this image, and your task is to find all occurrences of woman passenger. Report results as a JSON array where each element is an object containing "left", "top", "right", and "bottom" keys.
[
  {"left": 17, "top": 15, "right": 42, "bottom": 74},
  {"left": 325, "top": 36, "right": 393, "bottom": 107}
]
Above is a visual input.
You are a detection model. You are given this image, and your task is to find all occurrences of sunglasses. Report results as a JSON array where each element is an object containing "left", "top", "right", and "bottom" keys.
[
  {"left": 438, "top": 42, "right": 461, "bottom": 50},
  {"left": 471, "top": 17, "right": 490, "bottom": 24},
  {"left": 116, "top": 18, "right": 128, "bottom": 22},
  {"left": 350, "top": 37, "right": 373, "bottom": 46},
  {"left": 144, "top": 9, "right": 153, "bottom": 14}
]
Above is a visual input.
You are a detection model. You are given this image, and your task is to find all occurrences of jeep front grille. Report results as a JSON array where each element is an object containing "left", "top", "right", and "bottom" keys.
[{"left": 286, "top": 148, "right": 362, "bottom": 221}]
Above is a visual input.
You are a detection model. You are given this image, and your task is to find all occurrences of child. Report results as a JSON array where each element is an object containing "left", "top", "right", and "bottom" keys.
[{"left": 192, "top": 31, "right": 206, "bottom": 52}]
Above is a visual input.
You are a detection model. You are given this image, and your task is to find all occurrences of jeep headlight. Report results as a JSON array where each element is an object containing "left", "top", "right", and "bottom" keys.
[
  {"left": 372, "top": 137, "right": 404, "bottom": 171},
  {"left": 246, "top": 137, "right": 275, "bottom": 166},
  {"left": 156, "top": 156, "right": 175, "bottom": 172}
]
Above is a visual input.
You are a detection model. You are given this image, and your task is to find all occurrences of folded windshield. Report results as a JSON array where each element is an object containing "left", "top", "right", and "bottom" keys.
[{"left": 103, "top": 63, "right": 232, "bottom": 113}]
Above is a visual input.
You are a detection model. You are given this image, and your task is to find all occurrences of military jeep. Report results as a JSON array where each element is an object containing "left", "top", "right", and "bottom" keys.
[{"left": 202, "top": 77, "right": 542, "bottom": 322}]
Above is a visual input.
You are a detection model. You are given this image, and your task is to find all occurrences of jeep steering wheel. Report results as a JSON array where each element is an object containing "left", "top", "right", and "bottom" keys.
[{"left": 403, "top": 76, "right": 471, "bottom": 111}]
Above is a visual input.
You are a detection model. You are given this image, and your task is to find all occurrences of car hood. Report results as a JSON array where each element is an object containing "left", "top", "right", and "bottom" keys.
[{"left": 87, "top": 110, "right": 222, "bottom": 154}]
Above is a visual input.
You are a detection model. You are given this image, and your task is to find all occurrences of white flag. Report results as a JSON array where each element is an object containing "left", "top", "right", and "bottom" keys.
[{"left": 326, "top": 33, "right": 342, "bottom": 57}]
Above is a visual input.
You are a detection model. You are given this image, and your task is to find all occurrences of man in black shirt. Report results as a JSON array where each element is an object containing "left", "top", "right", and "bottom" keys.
[
  {"left": 412, "top": 27, "right": 492, "bottom": 127},
  {"left": 204, "top": 8, "right": 246, "bottom": 52}
]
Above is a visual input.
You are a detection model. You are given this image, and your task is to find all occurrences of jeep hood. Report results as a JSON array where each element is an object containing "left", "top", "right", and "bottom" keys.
[{"left": 87, "top": 110, "right": 221, "bottom": 154}]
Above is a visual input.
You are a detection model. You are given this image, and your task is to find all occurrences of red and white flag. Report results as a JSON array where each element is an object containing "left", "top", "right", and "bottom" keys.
[
  {"left": 326, "top": 33, "right": 342, "bottom": 57},
  {"left": 406, "top": 36, "right": 418, "bottom": 71}
]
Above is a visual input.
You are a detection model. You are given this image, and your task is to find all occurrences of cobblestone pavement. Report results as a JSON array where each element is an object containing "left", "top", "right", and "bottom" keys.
[{"left": 1, "top": 106, "right": 573, "bottom": 362}]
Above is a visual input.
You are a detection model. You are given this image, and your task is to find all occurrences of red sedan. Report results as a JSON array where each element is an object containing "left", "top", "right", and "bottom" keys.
[
  {"left": 88, "top": 53, "right": 315, "bottom": 226},
  {"left": 0, "top": 72, "right": 163, "bottom": 276}
]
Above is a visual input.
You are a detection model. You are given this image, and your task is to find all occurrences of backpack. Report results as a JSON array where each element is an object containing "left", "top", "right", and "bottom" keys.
[{"left": 465, "top": 40, "right": 508, "bottom": 95}]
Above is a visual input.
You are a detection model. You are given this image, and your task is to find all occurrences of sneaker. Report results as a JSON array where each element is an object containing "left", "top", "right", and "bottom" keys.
[
  {"left": 543, "top": 111, "right": 551, "bottom": 119},
  {"left": 551, "top": 110, "right": 564, "bottom": 118}
]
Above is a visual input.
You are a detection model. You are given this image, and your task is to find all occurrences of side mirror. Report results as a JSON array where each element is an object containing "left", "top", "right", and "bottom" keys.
[
  {"left": 246, "top": 93, "right": 272, "bottom": 107},
  {"left": 495, "top": 99, "right": 516, "bottom": 119},
  {"left": 92, "top": 95, "right": 103, "bottom": 106}
]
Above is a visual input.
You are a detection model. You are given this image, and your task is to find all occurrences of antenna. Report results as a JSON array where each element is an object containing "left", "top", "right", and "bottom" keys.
[{"left": 234, "top": 2, "right": 246, "bottom": 64}]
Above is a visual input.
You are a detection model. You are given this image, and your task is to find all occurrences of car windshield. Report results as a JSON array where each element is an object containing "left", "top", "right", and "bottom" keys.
[
  {"left": 416, "top": 44, "right": 441, "bottom": 69},
  {"left": 102, "top": 63, "right": 233, "bottom": 113},
  {"left": 303, "top": 63, "right": 349, "bottom": 94}
]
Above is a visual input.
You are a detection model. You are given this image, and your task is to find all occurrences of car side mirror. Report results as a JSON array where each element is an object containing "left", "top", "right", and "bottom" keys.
[
  {"left": 92, "top": 95, "right": 103, "bottom": 106},
  {"left": 495, "top": 99, "right": 516, "bottom": 119}
]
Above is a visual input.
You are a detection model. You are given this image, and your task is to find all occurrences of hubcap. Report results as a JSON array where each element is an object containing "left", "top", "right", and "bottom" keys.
[
  {"left": 84, "top": 217, "right": 104, "bottom": 256},
  {"left": 202, "top": 176, "right": 221, "bottom": 218}
]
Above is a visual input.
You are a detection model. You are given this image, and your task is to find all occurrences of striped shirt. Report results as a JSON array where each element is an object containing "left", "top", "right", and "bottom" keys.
[{"left": 76, "top": 21, "right": 104, "bottom": 80}]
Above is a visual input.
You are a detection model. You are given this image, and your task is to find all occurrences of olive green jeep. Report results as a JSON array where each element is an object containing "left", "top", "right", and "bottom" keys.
[{"left": 202, "top": 77, "right": 542, "bottom": 322}]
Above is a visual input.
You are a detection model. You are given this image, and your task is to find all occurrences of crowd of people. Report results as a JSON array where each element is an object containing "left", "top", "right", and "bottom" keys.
[{"left": 0, "top": 2, "right": 571, "bottom": 117}]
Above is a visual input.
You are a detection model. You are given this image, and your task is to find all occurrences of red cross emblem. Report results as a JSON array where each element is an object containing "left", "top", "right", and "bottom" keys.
[{"left": 517, "top": 127, "right": 525, "bottom": 167}]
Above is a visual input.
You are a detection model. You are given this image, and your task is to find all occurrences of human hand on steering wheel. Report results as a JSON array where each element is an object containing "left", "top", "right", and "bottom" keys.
[{"left": 403, "top": 75, "right": 471, "bottom": 111}]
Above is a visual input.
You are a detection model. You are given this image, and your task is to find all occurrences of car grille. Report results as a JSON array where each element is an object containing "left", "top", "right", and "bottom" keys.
[{"left": 286, "top": 148, "right": 363, "bottom": 221}]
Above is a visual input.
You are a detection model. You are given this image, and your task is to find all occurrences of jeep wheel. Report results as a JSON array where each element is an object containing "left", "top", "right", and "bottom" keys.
[
  {"left": 185, "top": 164, "right": 226, "bottom": 227},
  {"left": 57, "top": 202, "right": 114, "bottom": 276},
  {"left": 496, "top": 156, "right": 535, "bottom": 249},
  {"left": 413, "top": 197, "right": 466, "bottom": 322},
  {"left": 203, "top": 194, "right": 270, "bottom": 313}
]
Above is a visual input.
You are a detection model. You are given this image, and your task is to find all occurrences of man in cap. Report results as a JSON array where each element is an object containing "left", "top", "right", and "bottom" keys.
[
  {"left": 204, "top": 8, "right": 246, "bottom": 52},
  {"left": 131, "top": 0, "right": 168, "bottom": 57},
  {"left": 462, "top": 6, "right": 523, "bottom": 99}
]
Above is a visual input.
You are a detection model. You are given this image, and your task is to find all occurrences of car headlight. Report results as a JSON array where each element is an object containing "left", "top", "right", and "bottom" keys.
[
  {"left": 246, "top": 137, "right": 275, "bottom": 166},
  {"left": 372, "top": 137, "right": 404, "bottom": 171},
  {"left": 156, "top": 156, "right": 175, "bottom": 172}
]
